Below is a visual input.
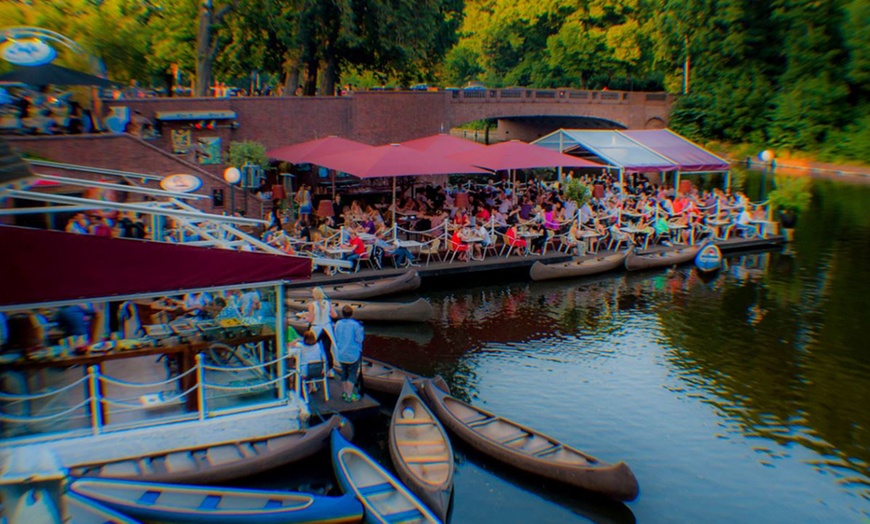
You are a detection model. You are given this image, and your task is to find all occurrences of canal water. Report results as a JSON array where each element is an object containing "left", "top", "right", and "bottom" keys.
[{"left": 261, "top": 170, "right": 870, "bottom": 523}]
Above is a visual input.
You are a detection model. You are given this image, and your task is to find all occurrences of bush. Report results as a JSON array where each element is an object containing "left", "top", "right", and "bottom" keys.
[{"left": 767, "top": 175, "right": 812, "bottom": 214}]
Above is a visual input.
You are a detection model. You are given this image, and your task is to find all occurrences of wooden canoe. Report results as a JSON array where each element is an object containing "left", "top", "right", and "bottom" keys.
[
  {"left": 529, "top": 250, "right": 630, "bottom": 282},
  {"left": 286, "top": 297, "right": 433, "bottom": 323},
  {"left": 624, "top": 244, "right": 703, "bottom": 272},
  {"left": 694, "top": 243, "right": 723, "bottom": 273},
  {"left": 419, "top": 379, "right": 639, "bottom": 502},
  {"left": 287, "top": 269, "right": 421, "bottom": 300},
  {"left": 68, "top": 415, "right": 353, "bottom": 485},
  {"left": 361, "top": 357, "right": 450, "bottom": 396},
  {"left": 69, "top": 478, "right": 364, "bottom": 524},
  {"left": 64, "top": 492, "right": 143, "bottom": 524},
  {"left": 389, "top": 379, "right": 454, "bottom": 522},
  {"left": 331, "top": 429, "right": 441, "bottom": 524}
]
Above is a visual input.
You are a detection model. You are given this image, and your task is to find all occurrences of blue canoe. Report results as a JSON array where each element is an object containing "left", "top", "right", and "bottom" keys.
[
  {"left": 68, "top": 478, "right": 363, "bottom": 524},
  {"left": 695, "top": 243, "right": 723, "bottom": 273},
  {"left": 65, "top": 492, "right": 143, "bottom": 524},
  {"left": 331, "top": 429, "right": 441, "bottom": 524}
]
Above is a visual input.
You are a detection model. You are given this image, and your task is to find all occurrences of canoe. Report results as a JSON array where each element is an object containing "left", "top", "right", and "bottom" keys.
[
  {"left": 69, "top": 478, "right": 364, "bottom": 524},
  {"left": 361, "top": 357, "right": 450, "bottom": 396},
  {"left": 331, "top": 429, "right": 441, "bottom": 524},
  {"left": 694, "top": 243, "right": 723, "bottom": 273},
  {"left": 65, "top": 492, "right": 143, "bottom": 524},
  {"left": 389, "top": 379, "right": 454, "bottom": 522},
  {"left": 624, "top": 244, "right": 703, "bottom": 272},
  {"left": 419, "top": 379, "right": 639, "bottom": 502},
  {"left": 286, "top": 297, "right": 433, "bottom": 323},
  {"left": 529, "top": 250, "right": 630, "bottom": 282},
  {"left": 68, "top": 415, "right": 353, "bottom": 485},
  {"left": 287, "top": 269, "right": 421, "bottom": 300}
]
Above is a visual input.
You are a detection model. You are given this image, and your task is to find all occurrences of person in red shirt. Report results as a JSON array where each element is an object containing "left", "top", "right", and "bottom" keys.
[
  {"left": 450, "top": 229, "right": 469, "bottom": 262},
  {"left": 91, "top": 216, "right": 114, "bottom": 238}
]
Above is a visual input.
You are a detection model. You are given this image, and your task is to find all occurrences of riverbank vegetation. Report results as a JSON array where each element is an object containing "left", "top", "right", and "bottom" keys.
[{"left": 2, "top": 0, "right": 867, "bottom": 164}]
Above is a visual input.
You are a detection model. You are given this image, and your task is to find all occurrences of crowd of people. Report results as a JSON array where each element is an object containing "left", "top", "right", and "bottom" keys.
[{"left": 256, "top": 170, "right": 768, "bottom": 271}]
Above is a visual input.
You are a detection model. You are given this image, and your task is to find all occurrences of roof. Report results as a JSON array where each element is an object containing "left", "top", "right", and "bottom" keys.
[
  {"left": 449, "top": 140, "right": 602, "bottom": 171},
  {"left": 533, "top": 129, "right": 730, "bottom": 174},
  {"left": 621, "top": 129, "right": 729, "bottom": 172},
  {"left": 0, "top": 226, "right": 311, "bottom": 309},
  {"left": 401, "top": 134, "right": 488, "bottom": 156}
]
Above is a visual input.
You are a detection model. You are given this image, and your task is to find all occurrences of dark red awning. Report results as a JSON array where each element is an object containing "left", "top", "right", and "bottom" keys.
[{"left": 0, "top": 226, "right": 312, "bottom": 308}]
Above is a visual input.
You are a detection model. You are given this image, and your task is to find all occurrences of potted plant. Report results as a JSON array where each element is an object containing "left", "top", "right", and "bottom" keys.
[
  {"left": 564, "top": 178, "right": 592, "bottom": 209},
  {"left": 766, "top": 175, "right": 812, "bottom": 241}
]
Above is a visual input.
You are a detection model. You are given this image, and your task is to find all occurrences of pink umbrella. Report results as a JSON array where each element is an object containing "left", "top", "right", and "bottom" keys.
[
  {"left": 309, "top": 142, "right": 491, "bottom": 178},
  {"left": 449, "top": 139, "right": 601, "bottom": 171},
  {"left": 402, "top": 133, "right": 488, "bottom": 157},
  {"left": 266, "top": 136, "right": 372, "bottom": 164}
]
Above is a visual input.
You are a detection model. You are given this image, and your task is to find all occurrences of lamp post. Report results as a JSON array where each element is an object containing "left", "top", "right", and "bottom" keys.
[{"left": 223, "top": 166, "right": 241, "bottom": 216}]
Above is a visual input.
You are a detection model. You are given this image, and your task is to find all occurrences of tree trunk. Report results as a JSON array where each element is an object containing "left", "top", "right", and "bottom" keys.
[
  {"left": 304, "top": 59, "right": 319, "bottom": 96},
  {"left": 195, "top": 2, "right": 214, "bottom": 97},
  {"left": 282, "top": 51, "right": 302, "bottom": 97},
  {"left": 322, "top": 55, "right": 337, "bottom": 97}
]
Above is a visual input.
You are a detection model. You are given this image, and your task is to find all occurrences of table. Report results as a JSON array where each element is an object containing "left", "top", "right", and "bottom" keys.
[
  {"left": 706, "top": 219, "right": 731, "bottom": 240},
  {"left": 667, "top": 223, "right": 689, "bottom": 244},
  {"left": 519, "top": 231, "right": 542, "bottom": 255}
]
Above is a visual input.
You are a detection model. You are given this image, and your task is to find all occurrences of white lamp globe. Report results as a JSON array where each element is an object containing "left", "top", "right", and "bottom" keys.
[
  {"left": 223, "top": 166, "right": 241, "bottom": 184},
  {"left": 760, "top": 150, "right": 774, "bottom": 163}
]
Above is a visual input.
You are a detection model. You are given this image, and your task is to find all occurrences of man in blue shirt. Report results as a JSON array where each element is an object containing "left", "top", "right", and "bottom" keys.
[{"left": 334, "top": 305, "right": 364, "bottom": 402}]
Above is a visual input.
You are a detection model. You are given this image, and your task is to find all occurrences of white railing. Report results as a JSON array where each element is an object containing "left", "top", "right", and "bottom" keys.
[{"left": 0, "top": 351, "right": 299, "bottom": 441}]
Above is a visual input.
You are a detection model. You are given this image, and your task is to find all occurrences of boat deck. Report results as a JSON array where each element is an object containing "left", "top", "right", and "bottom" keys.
[{"left": 306, "top": 377, "right": 381, "bottom": 422}]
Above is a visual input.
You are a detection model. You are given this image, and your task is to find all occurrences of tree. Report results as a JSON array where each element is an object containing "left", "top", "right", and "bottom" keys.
[{"left": 195, "top": 0, "right": 239, "bottom": 97}]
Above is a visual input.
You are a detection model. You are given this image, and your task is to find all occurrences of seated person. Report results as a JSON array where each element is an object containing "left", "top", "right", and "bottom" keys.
[
  {"left": 505, "top": 224, "right": 528, "bottom": 251},
  {"left": 449, "top": 228, "right": 470, "bottom": 261},
  {"left": 341, "top": 231, "right": 367, "bottom": 264},
  {"left": 295, "top": 330, "right": 327, "bottom": 387},
  {"left": 373, "top": 231, "right": 416, "bottom": 267},
  {"left": 54, "top": 303, "right": 95, "bottom": 338}
]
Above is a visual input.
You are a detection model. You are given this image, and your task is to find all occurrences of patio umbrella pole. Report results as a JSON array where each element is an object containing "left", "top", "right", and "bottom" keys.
[{"left": 392, "top": 176, "right": 397, "bottom": 242}]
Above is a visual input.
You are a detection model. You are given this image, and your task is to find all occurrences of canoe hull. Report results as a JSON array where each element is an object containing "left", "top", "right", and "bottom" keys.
[
  {"left": 69, "top": 478, "right": 364, "bottom": 524},
  {"left": 65, "top": 492, "right": 143, "bottom": 524},
  {"left": 420, "top": 379, "right": 638, "bottom": 501},
  {"left": 331, "top": 429, "right": 441, "bottom": 524},
  {"left": 361, "top": 357, "right": 450, "bottom": 396},
  {"left": 625, "top": 244, "right": 703, "bottom": 271},
  {"left": 530, "top": 250, "right": 629, "bottom": 281},
  {"left": 286, "top": 298, "right": 433, "bottom": 323},
  {"left": 287, "top": 270, "right": 421, "bottom": 300},
  {"left": 389, "top": 379, "right": 454, "bottom": 522},
  {"left": 68, "top": 416, "right": 353, "bottom": 485}
]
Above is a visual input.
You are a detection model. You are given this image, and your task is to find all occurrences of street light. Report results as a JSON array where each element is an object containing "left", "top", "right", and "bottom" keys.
[{"left": 223, "top": 166, "right": 241, "bottom": 216}]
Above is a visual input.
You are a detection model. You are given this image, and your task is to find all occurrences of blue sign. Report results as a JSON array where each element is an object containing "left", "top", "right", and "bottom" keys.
[{"left": 0, "top": 38, "right": 57, "bottom": 66}]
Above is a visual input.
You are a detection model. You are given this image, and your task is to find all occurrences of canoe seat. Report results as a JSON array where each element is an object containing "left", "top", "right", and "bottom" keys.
[
  {"left": 394, "top": 418, "right": 432, "bottom": 426},
  {"left": 198, "top": 494, "right": 221, "bottom": 510},
  {"left": 263, "top": 499, "right": 283, "bottom": 509},
  {"left": 395, "top": 439, "right": 444, "bottom": 446},
  {"left": 137, "top": 490, "right": 161, "bottom": 506},
  {"left": 532, "top": 444, "right": 562, "bottom": 458},
  {"left": 357, "top": 482, "right": 394, "bottom": 497},
  {"left": 467, "top": 417, "right": 495, "bottom": 428},
  {"left": 383, "top": 508, "right": 422, "bottom": 523},
  {"left": 404, "top": 455, "right": 449, "bottom": 464},
  {"left": 501, "top": 433, "right": 529, "bottom": 446}
]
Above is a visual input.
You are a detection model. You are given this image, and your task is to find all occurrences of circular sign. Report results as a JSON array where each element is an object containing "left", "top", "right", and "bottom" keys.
[
  {"left": 0, "top": 38, "right": 57, "bottom": 66},
  {"left": 160, "top": 174, "right": 202, "bottom": 193}
]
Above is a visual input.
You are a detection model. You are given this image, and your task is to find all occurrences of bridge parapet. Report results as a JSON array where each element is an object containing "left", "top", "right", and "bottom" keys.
[{"left": 448, "top": 88, "right": 671, "bottom": 106}]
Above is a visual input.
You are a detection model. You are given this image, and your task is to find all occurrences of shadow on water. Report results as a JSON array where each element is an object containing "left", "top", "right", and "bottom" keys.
[{"left": 452, "top": 442, "right": 636, "bottom": 524}]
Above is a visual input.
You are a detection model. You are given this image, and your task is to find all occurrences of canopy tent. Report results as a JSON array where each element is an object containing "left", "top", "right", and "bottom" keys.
[
  {"left": 402, "top": 133, "right": 488, "bottom": 156},
  {"left": 620, "top": 129, "right": 729, "bottom": 173},
  {"left": 533, "top": 130, "right": 676, "bottom": 174},
  {"left": 266, "top": 136, "right": 373, "bottom": 164},
  {"left": 0, "top": 63, "right": 119, "bottom": 88},
  {"left": 0, "top": 226, "right": 312, "bottom": 309},
  {"left": 449, "top": 139, "right": 602, "bottom": 172}
]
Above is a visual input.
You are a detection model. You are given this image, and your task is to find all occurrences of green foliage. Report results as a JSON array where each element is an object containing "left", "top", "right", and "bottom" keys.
[
  {"left": 767, "top": 176, "right": 812, "bottom": 214},
  {"left": 227, "top": 141, "right": 268, "bottom": 168},
  {"left": 563, "top": 179, "right": 592, "bottom": 208}
]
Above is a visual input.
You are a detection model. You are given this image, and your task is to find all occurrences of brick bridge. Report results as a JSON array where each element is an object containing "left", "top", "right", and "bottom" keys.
[{"left": 4, "top": 89, "right": 673, "bottom": 215}]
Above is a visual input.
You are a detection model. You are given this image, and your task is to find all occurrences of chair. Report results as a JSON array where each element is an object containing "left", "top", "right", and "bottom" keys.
[
  {"left": 447, "top": 235, "right": 468, "bottom": 262},
  {"left": 734, "top": 220, "right": 758, "bottom": 239},
  {"left": 355, "top": 244, "right": 377, "bottom": 272},
  {"left": 299, "top": 360, "right": 329, "bottom": 403},
  {"left": 418, "top": 238, "right": 442, "bottom": 265},
  {"left": 607, "top": 226, "right": 631, "bottom": 251},
  {"left": 500, "top": 232, "right": 524, "bottom": 257}
]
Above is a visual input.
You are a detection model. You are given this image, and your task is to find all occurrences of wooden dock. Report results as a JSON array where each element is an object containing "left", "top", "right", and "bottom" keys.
[{"left": 306, "top": 376, "right": 383, "bottom": 422}]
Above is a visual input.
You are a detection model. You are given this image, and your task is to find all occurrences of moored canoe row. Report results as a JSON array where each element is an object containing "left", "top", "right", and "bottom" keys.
[{"left": 530, "top": 249, "right": 630, "bottom": 281}]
